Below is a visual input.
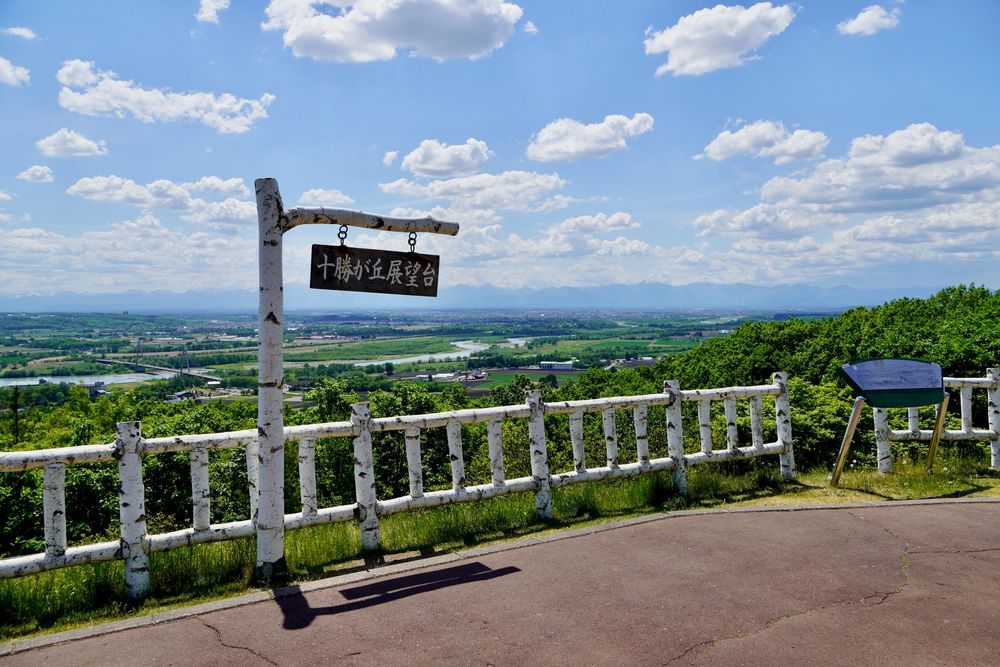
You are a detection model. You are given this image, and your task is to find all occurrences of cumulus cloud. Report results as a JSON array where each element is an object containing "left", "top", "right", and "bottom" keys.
[
  {"left": 66, "top": 174, "right": 257, "bottom": 226},
  {"left": 296, "top": 188, "right": 355, "bottom": 207},
  {"left": 401, "top": 138, "right": 492, "bottom": 178},
  {"left": 0, "top": 213, "right": 256, "bottom": 295},
  {"left": 56, "top": 60, "right": 275, "bottom": 133},
  {"left": 700, "top": 120, "right": 828, "bottom": 165},
  {"left": 837, "top": 5, "right": 901, "bottom": 36},
  {"left": 506, "top": 211, "right": 655, "bottom": 259},
  {"left": 1, "top": 27, "right": 37, "bottom": 40},
  {"left": 527, "top": 113, "right": 654, "bottom": 162},
  {"left": 0, "top": 56, "right": 30, "bottom": 86},
  {"left": 17, "top": 165, "right": 53, "bottom": 182},
  {"left": 262, "top": 0, "right": 523, "bottom": 63},
  {"left": 523, "top": 20, "right": 538, "bottom": 35},
  {"left": 644, "top": 2, "right": 795, "bottom": 76},
  {"left": 382, "top": 150, "right": 399, "bottom": 166},
  {"left": 0, "top": 190, "right": 11, "bottom": 201},
  {"left": 36, "top": 128, "right": 109, "bottom": 157},
  {"left": 380, "top": 170, "right": 566, "bottom": 212},
  {"left": 196, "top": 0, "right": 231, "bottom": 24}
]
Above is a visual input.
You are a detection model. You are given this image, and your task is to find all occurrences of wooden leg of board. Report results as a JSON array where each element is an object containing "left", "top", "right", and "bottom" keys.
[
  {"left": 926, "top": 395, "right": 950, "bottom": 473},
  {"left": 831, "top": 397, "right": 866, "bottom": 488}
]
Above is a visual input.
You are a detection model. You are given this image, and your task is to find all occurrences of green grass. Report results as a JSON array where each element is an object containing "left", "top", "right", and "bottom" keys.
[{"left": 3, "top": 456, "right": 997, "bottom": 641}]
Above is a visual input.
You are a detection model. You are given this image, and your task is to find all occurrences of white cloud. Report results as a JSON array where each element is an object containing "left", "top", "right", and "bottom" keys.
[
  {"left": 837, "top": 5, "right": 901, "bottom": 36},
  {"left": 523, "top": 20, "right": 538, "bottom": 35},
  {"left": 36, "top": 128, "right": 109, "bottom": 157},
  {"left": 196, "top": 0, "right": 231, "bottom": 24},
  {"left": 644, "top": 2, "right": 795, "bottom": 76},
  {"left": 17, "top": 165, "right": 53, "bottom": 182},
  {"left": 180, "top": 198, "right": 257, "bottom": 227},
  {"left": 262, "top": 0, "right": 523, "bottom": 63},
  {"left": 56, "top": 60, "right": 275, "bottom": 134},
  {"left": 383, "top": 150, "right": 399, "bottom": 166},
  {"left": 401, "top": 138, "right": 492, "bottom": 178},
  {"left": 1, "top": 27, "right": 37, "bottom": 40},
  {"left": 296, "top": 188, "right": 355, "bottom": 207},
  {"left": 0, "top": 56, "right": 30, "bottom": 86},
  {"left": 182, "top": 176, "right": 251, "bottom": 197},
  {"left": 559, "top": 212, "right": 638, "bottom": 233},
  {"left": 0, "top": 213, "right": 12, "bottom": 223},
  {"left": 0, "top": 190, "right": 11, "bottom": 201},
  {"left": 380, "top": 170, "right": 566, "bottom": 212},
  {"left": 389, "top": 205, "right": 501, "bottom": 226},
  {"left": 701, "top": 120, "right": 828, "bottom": 165},
  {"left": 0, "top": 213, "right": 256, "bottom": 295},
  {"left": 527, "top": 113, "right": 654, "bottom": 162}
]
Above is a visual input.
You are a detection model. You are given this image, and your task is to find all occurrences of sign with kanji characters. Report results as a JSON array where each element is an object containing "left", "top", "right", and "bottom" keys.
[{"left": 309, "top": 244, "right": 440, "bottom": 297}]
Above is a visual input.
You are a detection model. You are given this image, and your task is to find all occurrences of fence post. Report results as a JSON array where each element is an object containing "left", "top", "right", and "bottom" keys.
[
  {"left": 602, "top": 408, "right": 619, "bottom": 469},
  {"left": 352, "top": 402, "right": 381, "bottom": 552},
  {"left": 988, "top": 368, "right": 1000, "bottom": 470},
  {"left": 874, "top": 407, "right": 892, "bottom": 473},
  {"left": 634, "top": 405, "right": 650, "bottom": 470},
  {"left": 298, "top": 437, "right": 317, "bottom": 518},
  {"left": 115, "top": 421, "right": 149, "bottom": 600},
  {"left": 773, "top": 372, "right": 795, "bottom": 480},
  {"left": 190, "top": 446, "right": 211, "bottom": 530},
  {"left": 42, "top": 463, "right": 67, "bottom": 559},
  {"left": 525, "top": 390, "right": 553, "bottom": 519},
  {"left": 665, "top": 380, "right": 687, "bottom": 495}
]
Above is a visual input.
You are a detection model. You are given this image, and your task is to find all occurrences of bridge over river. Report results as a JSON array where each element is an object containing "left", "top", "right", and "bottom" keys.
[{"left": 95, "top": 359, "right": 221, "bottom": 383}]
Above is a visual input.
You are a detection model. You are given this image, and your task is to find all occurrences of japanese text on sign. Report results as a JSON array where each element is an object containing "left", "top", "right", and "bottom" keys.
[{"left": 309, "top": 244, "right": 440, "bottom": 297}]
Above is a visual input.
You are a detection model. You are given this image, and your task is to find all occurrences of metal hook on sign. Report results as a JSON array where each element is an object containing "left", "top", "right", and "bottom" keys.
[
  {"left": 338, "top": 224, "right": 348, "bottom": 246},
  {"left": 408, "top": 232, "right": 417, "bottom": 253}
]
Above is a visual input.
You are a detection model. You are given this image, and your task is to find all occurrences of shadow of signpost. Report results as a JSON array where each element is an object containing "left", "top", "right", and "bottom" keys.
[{"left": 275, "top": 561, "right": 520, "bottom": 630}]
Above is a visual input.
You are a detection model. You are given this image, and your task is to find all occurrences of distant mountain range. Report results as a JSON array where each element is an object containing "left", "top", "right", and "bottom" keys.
[{"left": 0, "top": 282, "right": 944, "bottom": 313}]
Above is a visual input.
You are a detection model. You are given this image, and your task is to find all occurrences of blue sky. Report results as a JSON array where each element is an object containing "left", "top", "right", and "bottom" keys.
[{"left": 1, "top": 1, "right": 999, "bottom": 300}]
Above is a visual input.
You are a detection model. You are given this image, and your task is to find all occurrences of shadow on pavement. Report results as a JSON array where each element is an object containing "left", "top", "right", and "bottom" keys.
[{"left": 275, "top": 561, "right": 520, "bottom": 630}]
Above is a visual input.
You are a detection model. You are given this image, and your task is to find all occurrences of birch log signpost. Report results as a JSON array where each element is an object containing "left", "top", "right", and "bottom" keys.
[{"left": 254, "top": 177, "right": 459, "bottom": 582}]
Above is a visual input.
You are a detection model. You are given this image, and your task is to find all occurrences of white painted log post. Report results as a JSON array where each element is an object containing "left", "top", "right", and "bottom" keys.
[
  {"left": 297, "top": 438, "right": 317, "bottom": 518},
  {"left": 907, "top": 407, "right": 921, "bottom": 435},
  {"left": 255, "top": 177, "right": 287, "bottom": 581},
  {"left": 487, "top": 418, "right": 505, "bottom": 486},
  {"left": 115, "top": 421, "right": 149, "bottom": 600},
  {"left": 665, "top": 380, "right": 687, "bottom": 495},
  {"left": 447, "top": 419, "right": 466, "bottom": 493},
  {"left": 773, "top": 372, "right": 795, "bottom": 480},
  {"left": 246, "top": 439, "right": 259, "bottom": 522},
  {"left": 697, "top": 400, "right": 712, "bottom": 455},
  {"left": 570, "top": 411, "right": 586, "bottom": 473},
  {"left": 634, "top": 405, "right": 650, "bottom": 469},
  {"left": 989, "top": 368, "right": 1000, "bottom": 470},
  {"left": 749, "top": 395, "right": 764, "bottom": 450},
  {"left": 960, "top": 386, "right": 973, "bottom": 432},
  {"left": 42, "top": 463, "right": 66, "bottom": 558},
  {"left": 874, "top": 407, "right": 892, "bottom": 473},
  {"left": 352, "top": 403, "right": 381, "bottom": 552},
  {"left": 190, "top": 446, "right": 211, "bottom": 530},
  {"left": 602, "top": 408, "right": 619, "bottom": 469},
  {"left": 724, "top": 396, "right": 739, "bottom": 452},
  {"left": 525, "top": 390, "right": 553, "bottom": 519},
  {"left": 404, "top": 427, "right": 424, "bottom": 497}
]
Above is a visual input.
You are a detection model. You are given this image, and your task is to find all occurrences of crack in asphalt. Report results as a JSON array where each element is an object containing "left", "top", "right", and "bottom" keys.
[
  {"left": 910, "top": 547, "right": 1000, "bottom": 555},
  {"left": 663, "top": 511, "right": 912, "bottom": 665},
  {"left": 196, "top": 616, "right": 279, "bottom": 666}
]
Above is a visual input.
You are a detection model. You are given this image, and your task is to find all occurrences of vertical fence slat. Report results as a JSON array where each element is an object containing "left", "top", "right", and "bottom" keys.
[
  {"left": 191, "top": 445, "right": 211, "bottom": 530},
  {"left": 570, "top": 410, "right": 586, "bottom": 473},
  {"left": 907, "top": 407, "right": 920, "bottom": 435},
  {"left": 602, "top": 408, "right": 619, "bottom": 469},
  {"left": 634, "top": 405, "right": 650, "bottom": 469},
  {"left": 724, "top": 396, "right": 739, "bottom": 451},
  {"left": 246, "top": 439, "right": 259, "bottom": 522},
  {"left": 960, "top": 386, "right": 973, "bottom": 432},
  {"left": 698, "top": 400, "right": 713, "bottom": 455},
  {"left": 989, "top": 368, "right": 1000, "bottom": 470},
  {"left": 749, "top": 395, "right": 764, "bottom": 450},
  {"left": 447, "top": 419, "right": 466, "bottom": 493},
  {"left": 487, "top": 418, "right": 505, "bottom": 486},
  {"left": 405, "top": 427, "right": 424, "bottom": 498},
  {"left": 297, "top": 437, "right": 317, "bottom": 518},
  {"left": 352, "top": 403, "right": 381, "bottom": 553},
  {"left": 665, "top": 380, "right": 687, "bottom": 495},
  {"left": 42, "top": 463, "right": 66, "bottom": 559},
  {"left": 874, "top": 407, "right": 892, "bottom": 473},
  {"left": 773, "top": 372, "right": 795, "bottom": 480},
  {"left": 526, "top": 390, "right": 552, "bottom": 519},
  {"left": 115, "top": 421, "right": 149, "bottom": 600}
]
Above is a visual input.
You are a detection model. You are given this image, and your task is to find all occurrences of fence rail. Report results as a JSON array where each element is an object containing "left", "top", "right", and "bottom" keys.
[
  {"left": 873, "top": 369, "right": 1000, "bottom": 472},
  {"left": 0, "top": 373, "right": 794, "bottom": 596}
]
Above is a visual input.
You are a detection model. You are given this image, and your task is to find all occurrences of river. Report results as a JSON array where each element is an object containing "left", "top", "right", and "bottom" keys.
[
  {"left": 351, "top": 340, "right": 491, "bottom": 367},
  {"left": 0, "top": 371, "right": 178, "bottom": 388}
]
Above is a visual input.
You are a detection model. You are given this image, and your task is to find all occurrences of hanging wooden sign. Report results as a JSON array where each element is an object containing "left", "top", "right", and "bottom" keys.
[{"left": 309, "top": 244, "right": 440, "bottom": 297}]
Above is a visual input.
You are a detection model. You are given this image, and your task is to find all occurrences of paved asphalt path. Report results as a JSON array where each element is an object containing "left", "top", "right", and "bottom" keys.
[{"left": 4, "top": 500, "right": 999, "bottom": 666}]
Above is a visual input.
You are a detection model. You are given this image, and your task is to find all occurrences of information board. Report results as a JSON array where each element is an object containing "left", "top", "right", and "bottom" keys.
[
  {"left": 839, "top": 358, "right": 945, "bottom": 407},
  {"left": 310, "top": 244, "right": 439, "bottom": 297}
]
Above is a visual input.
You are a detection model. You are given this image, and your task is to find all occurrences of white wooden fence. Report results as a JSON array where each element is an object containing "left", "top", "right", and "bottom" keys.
[
  {"left": 0, "top": 373, "right": 793, "bottom": 598},
  {"left": 873, "top": 368, "right": 1000, "bottom": 472}
]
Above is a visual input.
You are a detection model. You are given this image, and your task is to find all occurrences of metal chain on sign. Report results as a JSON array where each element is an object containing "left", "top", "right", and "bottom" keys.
[
  {"left": 338, "top": 224, "right": 348, "bottom": 246},
  {"left": 408, "top": 231, "right": 417, "bottom": 253}
]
